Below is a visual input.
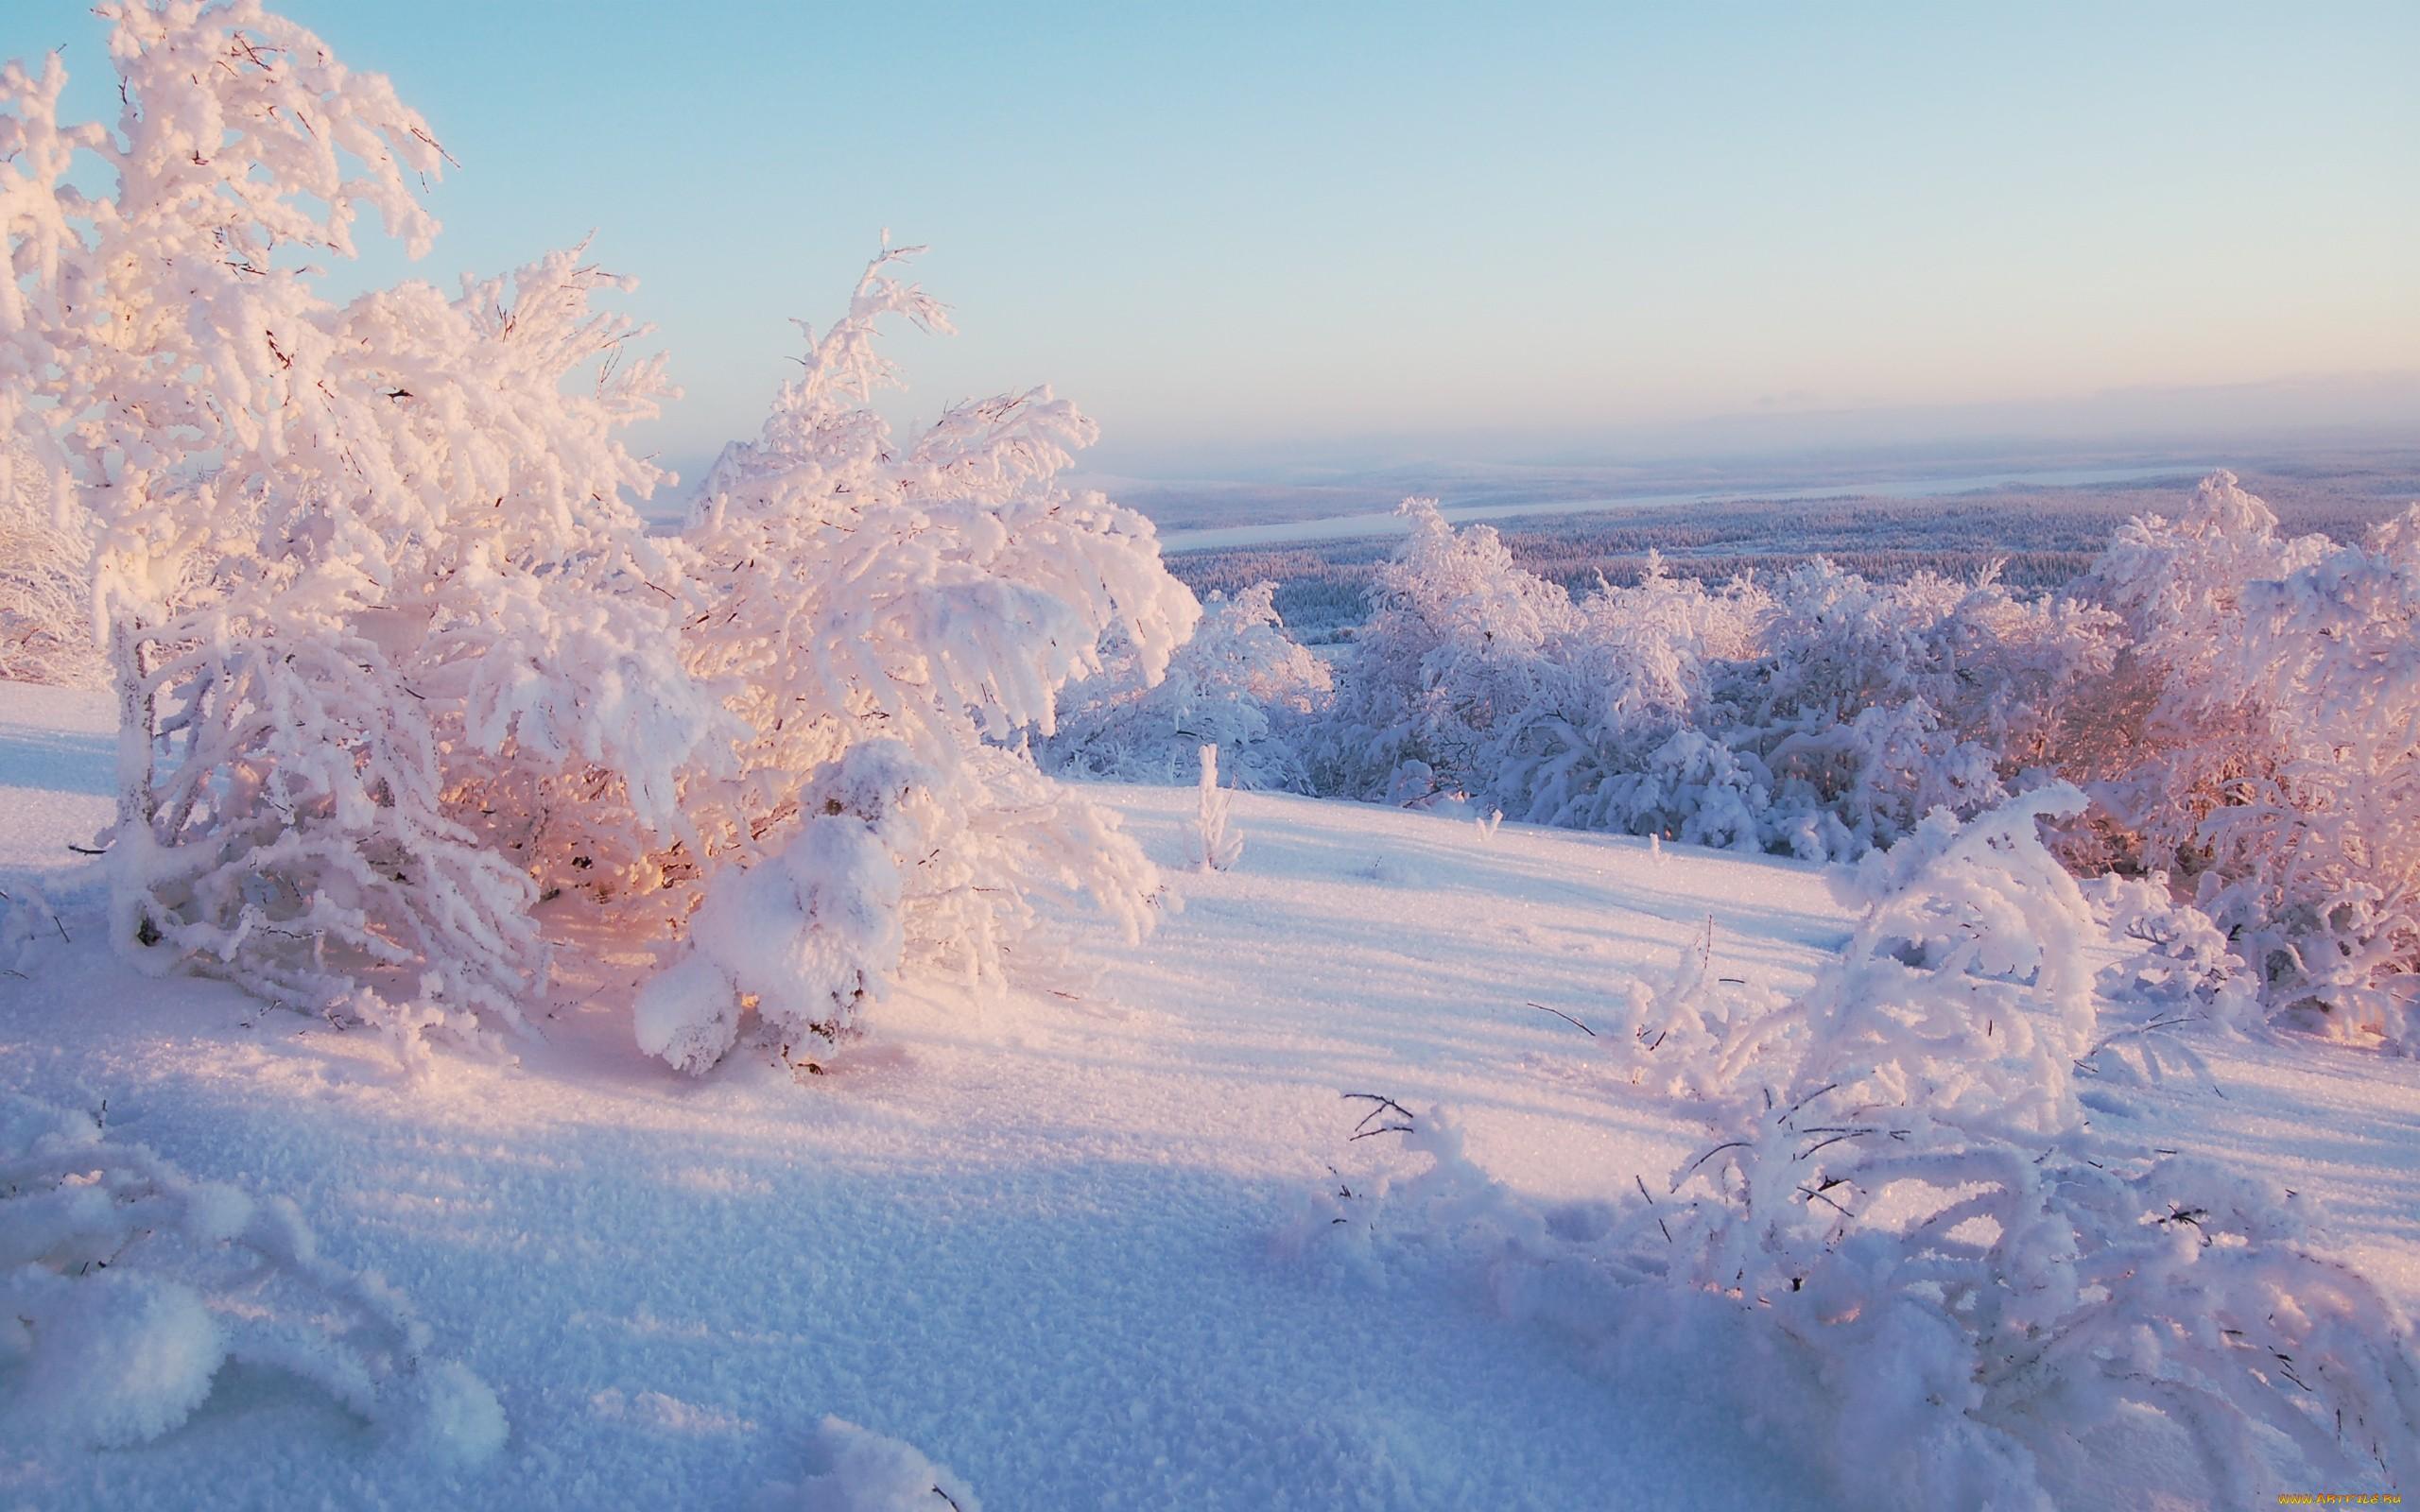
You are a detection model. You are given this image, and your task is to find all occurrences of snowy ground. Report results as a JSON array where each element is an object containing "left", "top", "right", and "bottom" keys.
[{"left": 4, "top": 682, "right": 2416, "bottom": 1509}]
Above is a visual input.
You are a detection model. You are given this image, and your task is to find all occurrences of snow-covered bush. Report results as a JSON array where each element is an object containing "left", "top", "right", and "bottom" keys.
[
  {"left": 1305, "top": 472, "right": 2414, "bottom": 1044},
  {"left": 0, "top": 446, "right": 101, "bottom": 686},
  {"left": 1309, "top": 501, "right": 1572, "bottom": 806},
  {"left": 0, "top": 4, "right": 719, "bottom": 1052},
  {"left": 642, "top": 248, "right": 1197, "bottom": 1074},
  {"left": 1600, "top": 922, "right": 1785, "bottom": 1100},
  {"left": 1046, "top": 581, "right": 1330, "bottom": 793},
  {"left": 1312, "top": 502, "right": 2112, "bottom": 861},
  {"left": 1322, "top": 788, "right": 2420, "bottom": 1508},
  {"left": 0, "top": 1092, "right": 504, "bottom": 1460},
  {"left": 1711, "top": 561, "right": 2118, "bottom": 858},
  {"left": 2083, "top": 472, "right": 2420, "bottom": 1044},
  {"left": 2085, "top": 872, "right": 2262, "bottom": 1034}
]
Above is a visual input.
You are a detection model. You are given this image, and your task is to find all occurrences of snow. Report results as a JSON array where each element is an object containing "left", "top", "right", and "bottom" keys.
[
  {"left": 2, "top": 1269, "right": 225, "bottom": 1450},
  {"left": 755, "top": 1417, "right": 983, "bottom": 1512},
  {"left": 0, "top": 681, "right": 111, "bottom": 873},
  {"left": 4, "top": 681, "right": 2416, "bottom": 1508}
]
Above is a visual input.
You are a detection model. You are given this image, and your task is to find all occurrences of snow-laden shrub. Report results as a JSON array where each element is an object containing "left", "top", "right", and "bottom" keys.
[
  {"left": 1320, "top": 788, "right": 2420, "bottom": 1508},
  {"left": 2084, "top": 872, "right": 2263, "bottom": 1034},
  {"left": 1702, "top": 559, "right": 2115, "bottom": 859},
  {"left": 642, "top": 248, "right": 1196, "bottom": 1074},
  {"left": 1312, "top": 503, "right": 2112, "bottom": 860},
  {"left": 1486, "top": 557, "right": 1768, "bottom": 837},
  {"left": 1600, "top": 923, "right": 1785, "bottom": 1100},
  {"left": 1046, "top": 581, "right": 1331, "bottom": 793},
  {"left": 2083, "top": 472, "right": 2420, "bottom": 1045},
  {"left": 0, "top": 5, "right": 721, "bottom": 1051},
  {"left": 0, "top": 446, "right": 101, "bottom": 687},
  {"left": 1309, "top": 501, "right": 1571, "bottom": 805},
  {"left": 0, "top": 1093, "right": 504, "bottom": 1461},
  {"left": 754, "top": 1416, "right": 982, "bottom": 1512},
  {"left": 1307, "top": 472, "right": 2412, "bottom": 1045}
]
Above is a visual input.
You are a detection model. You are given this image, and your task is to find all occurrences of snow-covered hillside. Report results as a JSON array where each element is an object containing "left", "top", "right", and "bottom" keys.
[{"left": 5, "top": 682, "right": 2416, "bottom": 1510}]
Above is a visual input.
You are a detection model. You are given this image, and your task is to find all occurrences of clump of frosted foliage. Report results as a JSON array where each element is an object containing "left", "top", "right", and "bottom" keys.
[
  {"left": 2084, "top": 872, "right": 2263, "bottom": 1031},
  {"left": 2083, "top": 471, "right": 2420, "bottom": 1045},
  {"left": 1046, "top": 581, "right": 1332, "bottom": 792},
  {"left": 0, "top": 2, "right": 719, "bottom": 1053},
  {"left": 1600, "top": 925, "right": 1785, "bottom": 1100},
  {"left": 0, "top": 444, "right": 103, "bottom": 687},
  {"left": 0, "top": 1093, "right": 504, "bottom": 1461},
  {"left": 754, "top": 1416, "right": 982, "bottom": 1512},
  {"left": 1334, "top": 788, "right": 2420, "bottom": 1508},
  {"left": 1710, "top": 559, "right": 2112, "bottom": 858},
  {"left": 1313, "top": 500, "right": 2111, "bottom": 861},
  {"left": 643, "top": 248, "right": 1199, "bottom": 1074}
]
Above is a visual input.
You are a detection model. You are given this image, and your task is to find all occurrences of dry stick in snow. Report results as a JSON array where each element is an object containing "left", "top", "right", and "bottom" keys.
[
  {"left": 1634, "top": 1172, "right": 1673, "bottom": 1244},
  {"left": 1521, "top": 1001, "right": 1597, "bottom": 1036}
]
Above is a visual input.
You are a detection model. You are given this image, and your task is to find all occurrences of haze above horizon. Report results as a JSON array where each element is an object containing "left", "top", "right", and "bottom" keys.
[{"left": 21, "top": 0, "right": 2419, "bottom": 487}]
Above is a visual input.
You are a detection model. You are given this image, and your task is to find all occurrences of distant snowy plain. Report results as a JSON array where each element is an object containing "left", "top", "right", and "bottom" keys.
[
  {"left": 1154, "top": 464, "right": 2195, "bottom": 551},
  {"left": 4, "top": 682, "right": 2415, "bottom": 1509}
]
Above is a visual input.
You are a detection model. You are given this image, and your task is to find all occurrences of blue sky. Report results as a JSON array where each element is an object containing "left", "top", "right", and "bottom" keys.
[{"left": 22, "top": 1, "right": 2420, "bottom": 482}]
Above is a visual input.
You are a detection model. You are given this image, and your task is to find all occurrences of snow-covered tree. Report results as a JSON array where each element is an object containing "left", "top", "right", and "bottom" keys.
[
  {"left": 0, "top": 3, "right": 719, "bottom": 1050},
  {"left": 1045, "top": 580, "right": 1331, "bottom": 792},
  {"left": 638, "top": 247, "right": 1199, "bottom": 1074}
]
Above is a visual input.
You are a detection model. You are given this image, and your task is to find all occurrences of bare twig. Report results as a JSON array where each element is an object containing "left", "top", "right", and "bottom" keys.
[
  {"left": 1340, "top": 1091, "right": 1416, "bottom": 1140},
  {"left": 1671, "top": 1140, "right": 1753, "bottom": 1194},
  {"left": 1773, "top": 1081, "right": 1840, "bottom": 1126},
  {"left": 1634, "top": 1173, "right": 1672, "bottom": 1242},
  {"left": 1521, "top": 1001, "right": 1596, "bottom": 1037}
]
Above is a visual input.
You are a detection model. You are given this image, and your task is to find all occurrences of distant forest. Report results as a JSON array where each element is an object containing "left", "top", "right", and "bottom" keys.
[{"left": 1168, "top": 466, "right": 2420, "bottom": 640}]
